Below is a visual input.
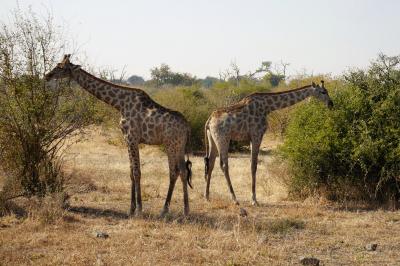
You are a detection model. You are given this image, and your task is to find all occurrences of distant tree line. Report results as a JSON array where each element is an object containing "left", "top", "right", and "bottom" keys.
[{"left": 123, "top": 60, "right": 289, "bottom": 90}]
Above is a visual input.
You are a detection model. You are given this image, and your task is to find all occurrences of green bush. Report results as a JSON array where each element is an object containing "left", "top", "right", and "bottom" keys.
[
  {"left": 154, "top": 86, "right": 211, "bottom": 151},
  {"left": 0, "top": 10, "right": 96, "bottom": 199},
  {"left": 281, "top": 55, "right": 400, "bottom": 202}
]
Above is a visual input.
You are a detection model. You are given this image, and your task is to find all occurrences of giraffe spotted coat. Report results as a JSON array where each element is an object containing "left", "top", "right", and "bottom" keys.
[
  {"left": 204, "top": 82, "right": 333, "bottom": 205},
  {"left": 46, "top": 55, "right": 192, "bottom": 216}
]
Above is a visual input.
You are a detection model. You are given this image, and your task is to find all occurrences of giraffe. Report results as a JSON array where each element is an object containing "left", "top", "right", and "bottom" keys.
[
  {"left": 204, "top": 81, "right": 333, "bottom": 205},
  {"left": 45, "top": 54, "right": 193, "bottom": 217}
]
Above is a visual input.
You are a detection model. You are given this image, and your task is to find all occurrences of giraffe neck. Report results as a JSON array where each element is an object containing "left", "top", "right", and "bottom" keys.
[
  {"left": 71, "top": 69, "right": 132, "bottom": 110},
  {"left": 263, "top": 85, "right": 314, "bottom": 111}
]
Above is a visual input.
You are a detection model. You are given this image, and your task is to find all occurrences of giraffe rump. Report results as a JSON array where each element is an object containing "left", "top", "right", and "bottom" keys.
[
  {"left": 203, "top": 117, "right": 211, "bottom": 181},
  {"left": 204, "top": 157, "right": 209, "bottom": 181}
]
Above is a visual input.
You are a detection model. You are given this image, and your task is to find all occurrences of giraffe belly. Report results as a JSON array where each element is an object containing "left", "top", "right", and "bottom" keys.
[
  {"left": 140, "top": 130, "right": 163, "bottom": 145},
  {"left": 230, "top": 130, "right": 250, "bottom": 141}
]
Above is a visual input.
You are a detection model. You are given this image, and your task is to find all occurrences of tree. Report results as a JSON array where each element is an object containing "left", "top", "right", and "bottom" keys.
[
  {"left": 200, "top": 76, "right": 219, "bottom": 88},
  {"left": 0, "top": 9, "right": 95, "bottom": 199},
  {"left": 127, "top": 75, "right": 145, "bottom": 85},
  {"left": 149, "top": 63, "right": 196, "bottom": 87},
  {"left": 248, "top": 60, "right": 289, "bottom": 87},
  {"left": 248, "top": 61, "right": 272, "bottom": 78}
]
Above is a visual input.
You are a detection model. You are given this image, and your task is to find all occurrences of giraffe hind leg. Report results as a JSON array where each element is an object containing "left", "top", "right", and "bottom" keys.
[
  {"left": 205, "top": 132, "right": 217, "bottom": 201},
  {"left": 160, "top": 166, "right": 178, "bottom": 217},
  {"left": 214, "top": 136, "right": 239, "bottom": 205},
  {"left": 219, "top": 153, "right": 239, "bottom": 205},
  {"left": 205, "top": 151, "right": 217, "bottom": 201},
  {"left": 160, "top": 151, "right": 180, "bottom": 217},
  {"left": 179, "top": 158, "right": 190, "bottom": 215}
]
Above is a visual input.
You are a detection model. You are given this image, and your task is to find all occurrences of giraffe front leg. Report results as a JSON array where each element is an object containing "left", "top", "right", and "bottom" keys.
[
  {"left": 129, "top": 179, "right": 136, "bottom": 217},
  {"left": 250, "top": 137, "right": 262, "bottom": 206},
  {"left": 134, "top": 166, "right": 142, "bottom": 216},
  {"left": 121, "top": 121, "right": 138, "bottom": 217},
  {"left": 126, "top": 144, "right": 137, "bottom": 217},
  {"left": 129, "top": 143, "right": 142, "bottom": 216}
]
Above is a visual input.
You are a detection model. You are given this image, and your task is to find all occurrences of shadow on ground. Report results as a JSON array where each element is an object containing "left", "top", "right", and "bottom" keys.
[
  {"left": 68, "top": 206, "right": 129, "bottom": 220},
  {"left": 67, "top": 204, "right": 241, "bottom": 230}
]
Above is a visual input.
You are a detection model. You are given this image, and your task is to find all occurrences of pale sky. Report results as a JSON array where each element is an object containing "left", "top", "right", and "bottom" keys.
[{"left": 1, "top": 0, "right": 400, "bottom": 79}]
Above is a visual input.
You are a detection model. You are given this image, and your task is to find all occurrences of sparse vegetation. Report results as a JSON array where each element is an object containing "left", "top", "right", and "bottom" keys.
[
  {"left": 1, "top": 130, "right": 399, "bottom": 265},
  {"left": 0, "top": 4, "right": 399, "bottom": 265}
]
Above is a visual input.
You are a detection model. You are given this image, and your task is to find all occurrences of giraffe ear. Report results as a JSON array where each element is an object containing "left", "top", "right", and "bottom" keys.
[
  {"left": 311, "top": 82, "right": 316, "bottom": 87},
  {"left": 62, "top": 54, "right": 71, "bottom": 64}
]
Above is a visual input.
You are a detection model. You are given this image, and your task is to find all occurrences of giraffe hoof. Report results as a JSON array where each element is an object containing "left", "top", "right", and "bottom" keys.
[
  {"left": 183, "top": 209, "right": 190, "bottom": 216},
  {"left": 252, "top": 200, "right": 259, "bottom": 206},
  {"left": 204, "top": 193, "right": 210, "bottom": 201},
  {"left": 128, "top": 209, "right": 136, "bottom": 218},
  {"left": 160, "top": 209, "right": 169, "bottom": 218},
  {"left": 234, "top": 200, "right": 240, "bottom": 206}
]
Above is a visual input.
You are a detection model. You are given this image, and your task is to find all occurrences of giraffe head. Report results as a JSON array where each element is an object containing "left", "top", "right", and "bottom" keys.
[
  {"left": 45, "top": 54, "right": 81, "bottom": 81},
  {"left": 311, "top": 80, "right": 333, "bottom": 109}
]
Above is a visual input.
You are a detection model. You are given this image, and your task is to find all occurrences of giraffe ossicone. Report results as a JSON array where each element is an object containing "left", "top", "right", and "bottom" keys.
[
  {"left": 46, "top": 54, "right": 193, "bottom": 217},
  {"left": 204, "top": 81, "right": 333, "bottom": 205}
]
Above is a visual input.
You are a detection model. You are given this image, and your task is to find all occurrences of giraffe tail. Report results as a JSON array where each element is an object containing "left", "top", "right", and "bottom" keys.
[
  {"left": 186, "top": 159, "right": 193, "bottom": 189},
  {"left": 204, "top": 117, "right": 211, "bottom": 181}
]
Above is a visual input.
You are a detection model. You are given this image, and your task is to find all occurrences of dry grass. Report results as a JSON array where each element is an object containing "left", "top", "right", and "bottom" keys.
[{"left": 1, "top": 128, "right": 400, "bottom": 265}]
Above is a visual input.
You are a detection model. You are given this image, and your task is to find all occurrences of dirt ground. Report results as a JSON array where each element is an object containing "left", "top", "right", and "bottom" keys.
[{"left": 1, "top": 129, "right": 400, "bottom": 265}]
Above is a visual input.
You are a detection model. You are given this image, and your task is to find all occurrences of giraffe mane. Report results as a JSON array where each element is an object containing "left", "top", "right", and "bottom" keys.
[
  {"left": 214, "top": 84, "right": 312, "bottom": 115},
  {"left": 248, "top": 84, "right": 312, "bottom": 96},
  {"left": 79, "top": 69, "right": 186, "bottom": 119},
  {"left": 79, "top": 69, "right": 145, "bottom": 93},
  {"left": 213, "top": 97, "right": 252, "bottom": 115}
]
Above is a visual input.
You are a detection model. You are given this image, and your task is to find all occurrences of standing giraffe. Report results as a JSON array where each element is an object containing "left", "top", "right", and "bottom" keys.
[
  {"left": 45, "top": 55, "right": 193, "bottom": 216},
  {"left": 204, "top": 81, "right": 333, "bottom": 205}
]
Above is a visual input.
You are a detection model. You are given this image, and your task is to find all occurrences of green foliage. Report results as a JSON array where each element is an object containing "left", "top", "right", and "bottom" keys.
[
  {"left": 281, "top": 54, "right": 400, "bottom": 202},
  {"left": 199, "top": 76, "right": 219, "bottom": 88},
  {"left": 127, "top": 75, "right": 145, "bottom": 85},
  {"left": 0, "top": 10, "right": 96, "bottom": 199},
  {"left": 263, "top": 72, "right": 285, "bottom": 87},
  {"left": 148, "top": 63, "right": 197, "bottom": 87},
  {"left": 154, "top": 86, "right": 211, "bottom": 150}
]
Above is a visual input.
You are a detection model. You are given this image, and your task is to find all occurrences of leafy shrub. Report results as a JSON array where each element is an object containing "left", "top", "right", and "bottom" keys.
[
  {"left": 154, "top": 86, "right": 211, "bottom": 150},
  {"left": 281, "top": 54, "right": 400, "bottom": 203},
  {"left": 0, "top": 10, "right": 95, "bottom": 199}
]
